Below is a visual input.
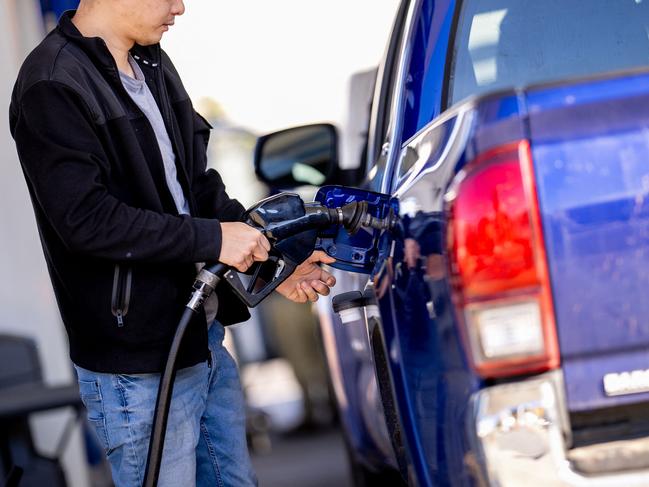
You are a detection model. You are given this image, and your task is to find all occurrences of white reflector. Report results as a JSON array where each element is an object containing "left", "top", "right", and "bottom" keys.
[{"left": 469, "top": 301, "right": 544, "bottom": 359}]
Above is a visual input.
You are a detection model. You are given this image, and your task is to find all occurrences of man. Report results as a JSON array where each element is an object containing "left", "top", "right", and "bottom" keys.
[{"left": 9, "top": 0, "right": 335, "bottom": 485}]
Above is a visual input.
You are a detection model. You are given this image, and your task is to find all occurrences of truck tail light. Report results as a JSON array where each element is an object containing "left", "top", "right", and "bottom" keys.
[{"left": 446, "top": 140, "right": 559, "bottom": 379}]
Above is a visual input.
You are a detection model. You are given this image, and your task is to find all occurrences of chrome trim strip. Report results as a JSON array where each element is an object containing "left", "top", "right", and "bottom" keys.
[{"left": 379, "top": 0, "right": 422, "bottom": 195}]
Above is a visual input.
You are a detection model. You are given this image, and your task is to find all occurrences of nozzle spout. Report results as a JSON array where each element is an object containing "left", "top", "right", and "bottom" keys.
[
  {"left": 337, "top": 201, "right": 397, "bottom": 234},
  {"left": 298, "top": 201, "right": 397, "bottom": 236}
]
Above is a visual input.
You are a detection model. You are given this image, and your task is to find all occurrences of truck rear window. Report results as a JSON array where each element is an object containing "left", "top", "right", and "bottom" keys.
[{"left": 448, "top": 0, "right": 649, "bottom": 106}]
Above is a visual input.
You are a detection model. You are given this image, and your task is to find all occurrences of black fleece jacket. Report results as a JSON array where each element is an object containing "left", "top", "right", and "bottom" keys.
[{"left": 9, "top": 12, "right": 250, "bottom": 373}]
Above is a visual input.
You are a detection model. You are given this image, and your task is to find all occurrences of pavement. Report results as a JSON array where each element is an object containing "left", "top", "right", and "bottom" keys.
[{"left": 251, "top": 428, "right": 353, "bottom": 487}]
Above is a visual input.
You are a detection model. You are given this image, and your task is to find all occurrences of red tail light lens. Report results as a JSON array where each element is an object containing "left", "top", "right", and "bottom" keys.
[{"left": 447, "top": 140, "right": 559, "bottom": 379}]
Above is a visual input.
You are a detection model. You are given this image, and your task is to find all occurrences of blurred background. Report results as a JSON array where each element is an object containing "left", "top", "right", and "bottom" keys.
[{"left": 0, "top": 1, "right": 399, "bottom": 485}]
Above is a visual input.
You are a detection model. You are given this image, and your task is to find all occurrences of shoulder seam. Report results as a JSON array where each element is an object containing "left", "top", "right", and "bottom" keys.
[
  {"left": 20, "top": 38, "right": 71, "bottom": 100},
  {"left": 20, "top": 79, "right": 98, "bottom": 124},
  {"left": 49, "top": 38, "right": 69, "bottom": 80}
]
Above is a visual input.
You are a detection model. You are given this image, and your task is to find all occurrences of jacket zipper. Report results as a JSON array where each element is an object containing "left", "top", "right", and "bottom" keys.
[
  {"left": 109, "top": 43, "right": 196, "bottom": 215},
  {"left": 152, "top": 50, "right": 196, "bottom": 214},
  {"left": 111, "top": 264, "right": 132, "bottom": 327}
]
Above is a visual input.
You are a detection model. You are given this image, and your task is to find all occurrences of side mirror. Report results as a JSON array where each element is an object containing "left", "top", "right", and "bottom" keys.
[{"left": 254, "top": 124, "right": 338, "bottom": 188}]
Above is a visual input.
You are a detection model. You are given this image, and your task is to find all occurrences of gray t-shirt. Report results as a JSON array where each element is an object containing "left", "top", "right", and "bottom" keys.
[
  {"left": 119, "top": 56, "right": 190, "bottom": 216},
  {"left": 120, "top": 57, "right": 219, "bottom": 323}
]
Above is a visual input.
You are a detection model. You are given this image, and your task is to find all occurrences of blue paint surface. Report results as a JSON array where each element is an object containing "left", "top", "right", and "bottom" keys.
[{"left": 529, "top": 71, "right": 649, "bottom": 411}]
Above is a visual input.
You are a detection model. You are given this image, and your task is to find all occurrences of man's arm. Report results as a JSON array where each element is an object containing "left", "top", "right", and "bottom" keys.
[
  {"left": 193, "top": 164, "right": 247, "bottom": 222},
  {"left": 12, "top": 80, "right": 224, "bottom": 263},
  {"left": 185, "top": 96, "right": 245, "bottom": 221}
]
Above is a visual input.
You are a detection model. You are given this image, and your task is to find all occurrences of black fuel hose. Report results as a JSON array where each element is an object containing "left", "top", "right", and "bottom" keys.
[
  {"left": 142, "top": 306, "right": 195, "bottom": 487},
  {"left": 143, "top": 262, "right": 227, "bottom": 487}
]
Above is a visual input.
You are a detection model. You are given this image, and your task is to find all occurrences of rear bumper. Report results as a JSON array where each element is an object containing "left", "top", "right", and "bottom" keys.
[{"left": 469, "top": 371, "right": 649, "bottom": 486}]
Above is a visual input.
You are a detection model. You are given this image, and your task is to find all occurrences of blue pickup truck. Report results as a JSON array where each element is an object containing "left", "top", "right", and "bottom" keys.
[{"left": 254, "top": 0, "right": 649, "bottom": 485}]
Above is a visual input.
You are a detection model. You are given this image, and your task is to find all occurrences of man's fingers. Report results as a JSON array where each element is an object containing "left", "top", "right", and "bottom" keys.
[
  {"left": 319, "top": 269, "right": 336, "bottom": 287},
  {"left": 250, "top": 234, "right": 269, "bottom": 262},
  {"left": 294, "top": 287, "right": 308, "bottom": 303},
  {"left": 300, "top": 282, "right": 319, "bottom": 302},
  {"left": 259, "top": 235, "right": 271, "bottom": 252},
  {"left": 220, "top": 222, "right": 270, "bottom": 268},
  {"left": 310, "top": 280, "right": 331, "bottom": 296},
  {"left": 309, "top": 250, "right": 336, "bottom": 265},
  {"left": 236, "top": 263, "right": 248, "bottom": 273},
  {"left": 236, "top": 255, "right": 253, "bottom": 273},
  {"left": 252, "top": 245, "right": 269, "bottom": 262}
]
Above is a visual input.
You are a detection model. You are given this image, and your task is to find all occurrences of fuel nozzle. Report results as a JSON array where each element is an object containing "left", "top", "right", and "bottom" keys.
[{"left": 327, "top": 201, "right": 398, "bottom": 235}]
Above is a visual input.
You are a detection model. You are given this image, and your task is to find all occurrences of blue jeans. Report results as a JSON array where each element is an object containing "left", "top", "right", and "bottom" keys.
[{"left": 74, "top": 322, "right": 257, "bottom": 487}]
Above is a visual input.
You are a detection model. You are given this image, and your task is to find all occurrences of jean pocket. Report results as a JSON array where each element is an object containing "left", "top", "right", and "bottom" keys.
[
  {"left": 78, "top": 380, "right": 103, "bottom": 418},
  {"left": 78, "top": 379, "right": 112, "bottom": 453}
]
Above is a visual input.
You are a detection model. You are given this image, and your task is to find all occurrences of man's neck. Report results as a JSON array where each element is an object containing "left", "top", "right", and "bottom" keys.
[{"left": 71, "top": 7, "right": 135, "bottom": 77}]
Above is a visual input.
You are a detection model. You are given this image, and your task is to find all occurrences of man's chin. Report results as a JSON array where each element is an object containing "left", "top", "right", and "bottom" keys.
[{"left": 135, "top": 35, "right": 164, "bottom": 47}]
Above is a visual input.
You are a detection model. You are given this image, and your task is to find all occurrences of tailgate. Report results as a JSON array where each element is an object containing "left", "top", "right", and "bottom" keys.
[{"left": 528, "top": 70, "right": 649, "bottom": 413}]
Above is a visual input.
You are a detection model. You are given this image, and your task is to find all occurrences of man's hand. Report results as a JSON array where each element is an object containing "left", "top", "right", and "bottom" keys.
[
  {"left": 219, "top": 222, "right": 271, "bottom": 272},
  {"left": 276, "top": 251, "right": 337, "bottom": 303}
]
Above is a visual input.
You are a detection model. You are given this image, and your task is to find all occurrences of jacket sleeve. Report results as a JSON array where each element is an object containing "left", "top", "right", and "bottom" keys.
[
  {"left": 11, "top": 80, "right": 223, "bottom": 264},
  {"left": 190, "top": 111, "right": 247, "bottom": 222},
  {"left": 194, "top": 167, "right": 247, "bottom": 221}
]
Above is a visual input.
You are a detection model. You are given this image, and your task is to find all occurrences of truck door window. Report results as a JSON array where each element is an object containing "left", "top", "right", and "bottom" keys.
[
  {"left": 366, "top": 0, "right": 411, "bottom": 193},
  {"left": 447, "top": 0, "right": 649, "bottom": 106},
  {"left": 400, "top": 0, "right": 455, "bottom": 145},
  {"left": 396, "top": 0, "right": 456, "bottom": 181}
]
